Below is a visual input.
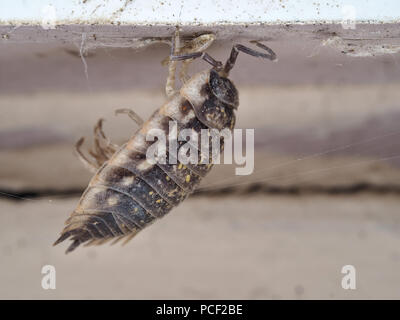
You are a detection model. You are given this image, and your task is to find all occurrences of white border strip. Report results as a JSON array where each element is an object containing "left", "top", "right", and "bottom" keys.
[{"left": 1, "top": 0, "right": 399, "bottom": 25}]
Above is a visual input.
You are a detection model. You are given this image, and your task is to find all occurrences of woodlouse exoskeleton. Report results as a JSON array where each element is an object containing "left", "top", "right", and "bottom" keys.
[{"left": 54, "top": 30, "right": 277, "bottom": 253}]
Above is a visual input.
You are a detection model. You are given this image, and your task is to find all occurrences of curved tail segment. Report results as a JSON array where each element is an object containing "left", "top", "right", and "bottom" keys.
[{"left": 53, "top": 208, "right": 136, "bottom": 254}]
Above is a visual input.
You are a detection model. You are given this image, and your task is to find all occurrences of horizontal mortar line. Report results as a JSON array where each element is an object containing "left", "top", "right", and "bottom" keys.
[
  {"left": 2, "top": 182, "right": 400, "bottom": 201},
  {"left": 192, "top": 182, "right": 400, "bottom": 197}
]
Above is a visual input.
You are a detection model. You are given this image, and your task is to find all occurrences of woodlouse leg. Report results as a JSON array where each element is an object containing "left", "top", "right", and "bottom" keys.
[
  {"left": 164, "top": 31, "right": 216, "bottom": 93},
  {"left": 222, "top": 41, "right": 277, "bottom": 76},
  {"left": 115, "top": 108, "right": 144, "bottom": 126},
  {"left": 89, "top": 119, "right": 118, "bottom": 166},
  {"left": 75, "top": 137, "right": 98, "bottom": 173},
  {"left": 178, "top": 33, "right": 216, "bottom": 83},
  {"left": 165, "top": 28, "right": 181, "bottom": 98},
  {"left": 75, "top": 119, "right": 117, "bottom": 172},
  {"left": 171, "top": 51, "right": 223, "bottom": 70},
  {"left": 163, "top": 33, "right": 216, "bottom": 84},
  {"left": 179, "top": 60, "right": 191, "bottom": 83}
]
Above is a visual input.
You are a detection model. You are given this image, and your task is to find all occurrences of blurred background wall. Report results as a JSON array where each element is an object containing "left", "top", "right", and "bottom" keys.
[{"left": 1, "top": 0, "right": 400, "bottom": 299}]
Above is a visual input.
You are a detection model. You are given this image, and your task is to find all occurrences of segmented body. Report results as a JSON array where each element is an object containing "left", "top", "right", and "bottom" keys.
[{"left": 55, "top": 69, "right": 238, "bottom": 253}]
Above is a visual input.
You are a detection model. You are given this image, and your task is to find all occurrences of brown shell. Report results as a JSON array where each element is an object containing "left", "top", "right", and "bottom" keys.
[{"left": 54, "top": 69, "right": 238, "bottom": 253}]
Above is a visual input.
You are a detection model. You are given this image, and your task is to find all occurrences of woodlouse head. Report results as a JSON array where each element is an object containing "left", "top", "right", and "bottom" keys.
[{"left": 209, "top": 69, "right": 239, "bottom": 109}]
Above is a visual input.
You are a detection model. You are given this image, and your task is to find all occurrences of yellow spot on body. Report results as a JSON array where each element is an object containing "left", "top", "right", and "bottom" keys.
[
  {"left": 107, "top": 196, "right": 118, "bottom": 206},
  {"left": 149, "top": 191, "right": 154, "bottom": 195},
  {"left": 178, "top": 163, "right": 183, "bottom": 170},
  {"left": 134, "top": 207, "right": 138, "bottom": 212},
  {"left": 166, "top": 175, "right": 170, "bottom": 181},
  {"left": 156, "top": 199, "right": 162, "bottom": 203},
  {"left": 186, "top": 175, "right": 191, "bottom": 183}
]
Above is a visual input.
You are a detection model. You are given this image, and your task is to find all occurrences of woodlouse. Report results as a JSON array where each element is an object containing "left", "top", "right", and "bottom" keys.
[{"left": 54, "top": 30, "right": 277, "bottom": 253}]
